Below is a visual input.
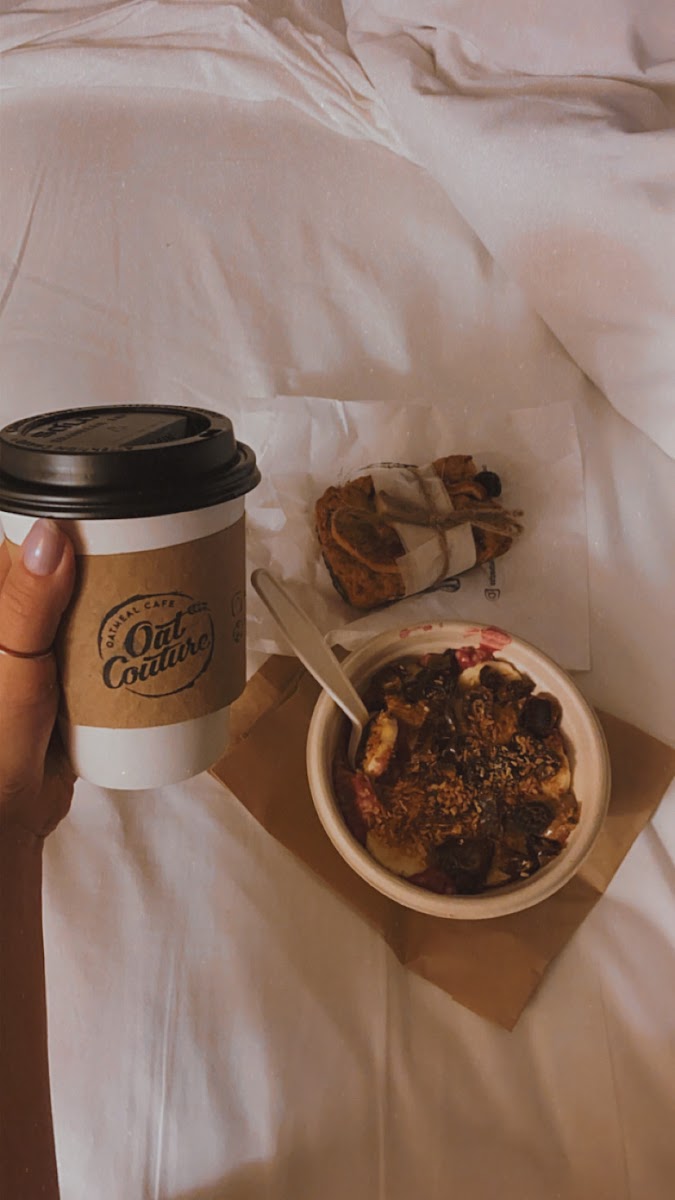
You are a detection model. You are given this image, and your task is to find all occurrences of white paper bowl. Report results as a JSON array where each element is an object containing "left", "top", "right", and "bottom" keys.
[{"left": 306, "top": 621, "right": 611, "bottom": 920}]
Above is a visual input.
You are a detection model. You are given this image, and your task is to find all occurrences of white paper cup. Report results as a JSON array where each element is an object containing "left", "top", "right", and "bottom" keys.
[
  {"left": 306, "top": 621, "right": 611, "bottom": 919},
  {"left": 0, "top": 405, "right": 260, "bottom": 789},
  {"left": 1, "top": 499, "right": 247, "bottom": 789}
]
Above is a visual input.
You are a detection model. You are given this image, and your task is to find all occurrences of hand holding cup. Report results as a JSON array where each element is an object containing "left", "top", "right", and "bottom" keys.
[{"left": 0, "top": 519, "right": 76, "bottom": 838}]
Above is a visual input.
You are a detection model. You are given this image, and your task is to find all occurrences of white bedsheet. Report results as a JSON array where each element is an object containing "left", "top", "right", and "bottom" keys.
[{"left": 1, "top": 3, "right": 674, "bottom": 1198}]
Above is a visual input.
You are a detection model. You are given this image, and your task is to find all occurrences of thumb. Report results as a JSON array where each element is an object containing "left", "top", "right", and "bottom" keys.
[{"left": 0, "top": 520, "right": 75, "bottom": 806}]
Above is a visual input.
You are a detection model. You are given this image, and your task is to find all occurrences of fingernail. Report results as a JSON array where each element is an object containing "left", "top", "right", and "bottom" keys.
[{"left": 22, "top": 519, "right": 66, "bottom": 577}]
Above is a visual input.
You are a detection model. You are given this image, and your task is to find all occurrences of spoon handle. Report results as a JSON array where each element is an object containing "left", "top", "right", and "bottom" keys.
[{"left": 251, "top": 569, "right": 369, "bottom": 729}]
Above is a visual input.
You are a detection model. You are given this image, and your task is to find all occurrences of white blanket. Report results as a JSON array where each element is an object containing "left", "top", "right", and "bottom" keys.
[
  {"left": 1, "top": 4, "right": 674, "bottom": 1199},
  {"left": 345, "top": 0, "right": 675, "bottom": 457}
]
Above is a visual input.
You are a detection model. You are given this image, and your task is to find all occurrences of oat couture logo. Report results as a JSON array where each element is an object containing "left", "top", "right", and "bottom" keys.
[{"left": 98, "top": 593, "right": 214, "bottom": 698}]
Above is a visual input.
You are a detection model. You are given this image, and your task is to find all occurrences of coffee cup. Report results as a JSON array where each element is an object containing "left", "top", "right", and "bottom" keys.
[{"left": 0, "top": 404, "right": 260, "bottom": 789}]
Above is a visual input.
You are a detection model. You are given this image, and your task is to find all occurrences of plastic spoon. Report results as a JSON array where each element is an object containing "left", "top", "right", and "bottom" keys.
[{"left": 251, "top": 568, "right": 368, "bottom": 766}]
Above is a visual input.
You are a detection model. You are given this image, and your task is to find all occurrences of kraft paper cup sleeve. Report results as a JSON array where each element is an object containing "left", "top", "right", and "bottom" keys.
[
  {"left": 6, "top": 523, "right": 247, "bottom": 731},
  {"left": 210, "top": 656, "right": 675, "bottom": 1030},
  {"left": 53, "top": 521, "right": 247, "bottom": 730}
]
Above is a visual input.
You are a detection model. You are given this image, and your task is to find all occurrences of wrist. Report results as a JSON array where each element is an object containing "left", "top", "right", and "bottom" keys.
[
  {"left": 0, "top": 819, "right": 43, "bottom": 863},
  {"left": 0, "top": 803, "right": 58, "bottom": 1200}
]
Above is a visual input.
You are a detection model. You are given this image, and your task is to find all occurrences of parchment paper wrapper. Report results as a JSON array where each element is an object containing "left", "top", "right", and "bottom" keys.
[{"left": 211, "top": 655, "right": 675, "bottom": 1030}]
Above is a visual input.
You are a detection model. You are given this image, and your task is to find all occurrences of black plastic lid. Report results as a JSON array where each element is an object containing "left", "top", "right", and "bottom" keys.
[{"left": 0, "top": 405, "right": 260, "bottom": 518}]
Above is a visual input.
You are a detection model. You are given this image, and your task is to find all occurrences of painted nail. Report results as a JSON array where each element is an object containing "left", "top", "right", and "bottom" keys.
[{"left": 22, "top": 518, "right": 66, "bottom": 577}]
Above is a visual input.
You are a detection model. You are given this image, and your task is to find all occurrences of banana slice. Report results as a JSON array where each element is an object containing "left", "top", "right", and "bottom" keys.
[
  {"left": 518, "top": 731, "right": 572, "bottom": 800},
  {"left": 366, "top": 832, "right": 426, "bottom": 878},
  {"left": 458, "top": 658, "right": 522, "bottom": 691},
  {"left": 539, "top": 754, "right": 572, "bottom": 799},
  {"left": 362, "top": 712, "right": 399, "bottom": 778}
]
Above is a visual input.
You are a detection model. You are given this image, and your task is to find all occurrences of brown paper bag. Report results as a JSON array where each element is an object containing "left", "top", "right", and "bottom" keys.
[{"left": 211, "top": 656, "right": 675, "bottom": 1029}]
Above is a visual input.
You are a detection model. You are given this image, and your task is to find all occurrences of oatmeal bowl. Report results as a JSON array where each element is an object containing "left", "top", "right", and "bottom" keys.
[{"left": 306, "top": 622, "right": 611, "bottom": 919}]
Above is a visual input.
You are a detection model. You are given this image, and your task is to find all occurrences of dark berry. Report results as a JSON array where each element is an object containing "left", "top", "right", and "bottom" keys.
[
  {"left": 434, "top": 837, "right": 494, "bottom": 892},
  {"left": 510, "top": 800, "right": 555, "bottom": 835},
  {"left": 520, "top": 696, "right": 559, "bottom": 737},
  {"left": 474, "top": 470, "right": 502, "bottom": 498}
]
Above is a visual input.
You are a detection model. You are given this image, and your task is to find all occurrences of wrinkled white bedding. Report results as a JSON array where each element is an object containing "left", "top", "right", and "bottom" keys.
[{"left": 1, "top": 3, "right": 674, "bottom": 1198}]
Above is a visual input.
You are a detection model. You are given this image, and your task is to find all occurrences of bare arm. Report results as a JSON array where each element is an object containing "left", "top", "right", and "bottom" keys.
[
  {"left": 0, "top": 827, "right": 58, "bottom": 1197},
  {"left": 0, "top": 519, "right": 75, "bottom": 1199}
]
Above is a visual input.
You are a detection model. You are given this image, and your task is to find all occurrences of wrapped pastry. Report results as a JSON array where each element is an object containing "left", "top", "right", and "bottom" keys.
[{"left": 315, "top": 455, "right": 523, "bottom": 610}]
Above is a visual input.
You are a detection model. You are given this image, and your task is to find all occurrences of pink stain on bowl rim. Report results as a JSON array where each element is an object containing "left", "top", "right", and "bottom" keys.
[
  {"left": 463, "top": 625, "right": 511, "bottom": 651},
  {"left": 399, "top": 624, "right": 434, "bottom": 639}
]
